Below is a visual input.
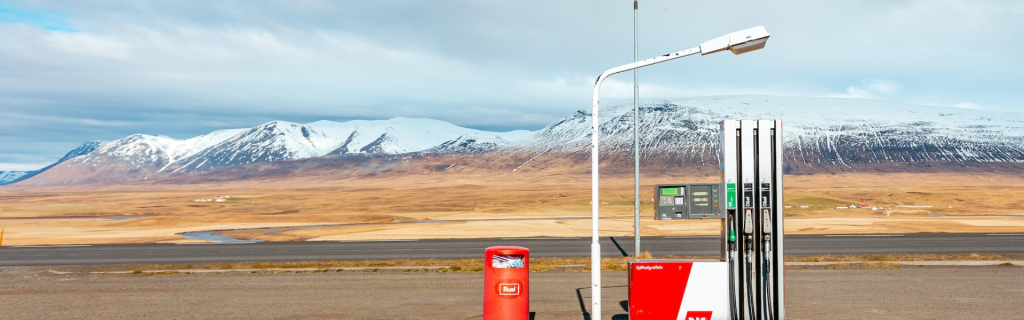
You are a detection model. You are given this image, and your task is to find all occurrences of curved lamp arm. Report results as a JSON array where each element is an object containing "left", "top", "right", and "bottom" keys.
[{"left": 588, "top": 46, "right": 700, "bottom": 320}]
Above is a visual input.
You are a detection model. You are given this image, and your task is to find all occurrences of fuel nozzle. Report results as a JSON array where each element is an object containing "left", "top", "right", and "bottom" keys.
[
  {"left": 727, "top": 210, "right": 737, "bottom": 253},
  {"left": 743, "top": 209, "right": 754, "bottom": 234}
]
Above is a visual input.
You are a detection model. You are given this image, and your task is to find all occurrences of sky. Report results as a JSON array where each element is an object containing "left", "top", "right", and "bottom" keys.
[{"left": 0, "top": 0, "right": 1022, "bottom": 171}]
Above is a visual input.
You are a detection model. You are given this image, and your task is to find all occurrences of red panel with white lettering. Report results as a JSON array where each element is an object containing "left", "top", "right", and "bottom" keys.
[
  {"left": 498, "top": 283, "right": 520, "bottom": 296},
  {"left": 628, "top": 260, "right": 730, "bottom": 320}
]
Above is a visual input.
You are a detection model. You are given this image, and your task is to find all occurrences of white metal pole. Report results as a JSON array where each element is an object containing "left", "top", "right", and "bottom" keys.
[
  {"left": 591, "top": 80, "right": 602, "bottom": 320},
  {"left": 633, "top": 0, "right": 641, "bottom": 258},
  {"left": 591, "top": 46, "right": 701, "bottom": 320}
]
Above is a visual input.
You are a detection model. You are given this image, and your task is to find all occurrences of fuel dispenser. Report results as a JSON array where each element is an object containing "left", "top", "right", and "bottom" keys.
[
  {"left": 628, "top": 119, "right": 784, "bottom": 320},
  {"left": 655, "top": 184, "right": 688, "bottom": 220},
  {"left": 655, "top": 184, "right": 721, "bottom": 220},
  {"left": 721, "top": 119, "right": 785, "bottom": 320}
]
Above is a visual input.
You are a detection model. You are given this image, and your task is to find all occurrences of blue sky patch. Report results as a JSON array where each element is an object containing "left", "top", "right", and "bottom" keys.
[{"left": 0, "top": 4, "right": 77, "bottom": 32}]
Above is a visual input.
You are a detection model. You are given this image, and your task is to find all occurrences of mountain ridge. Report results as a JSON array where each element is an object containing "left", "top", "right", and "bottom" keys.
[
  {"left": 0, "top": 141, "right": 103, "bottom": 185},
  {"left": 7, "top": 95, "right": 1023, "bottom": 186}
]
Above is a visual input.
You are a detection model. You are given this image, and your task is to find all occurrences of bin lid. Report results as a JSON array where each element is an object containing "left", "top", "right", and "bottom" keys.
[{"left": 485, "top": 246, "right": 529, "bottom": 255}]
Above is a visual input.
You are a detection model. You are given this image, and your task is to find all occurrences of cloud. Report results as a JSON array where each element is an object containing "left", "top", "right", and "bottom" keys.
[
  {"left": 0, "top": 162, "right": 54, "bottom": 171},
  {"left": 829, "top": 80, "right": 901, "bottom": 99},
  {"left": 0, "top": 0, "right": 1022, "bottom": 170},
  {"left": 950, "top": 102, "right": 981, "bottom": 109},
  {"left": 45, "top": 32, "right": 130, "bottom": 59}
]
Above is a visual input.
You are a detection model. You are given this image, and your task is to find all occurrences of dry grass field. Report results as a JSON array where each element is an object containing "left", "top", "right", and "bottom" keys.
[{"left": 0, "top": 172, "right": 1022, "bottom": 245}]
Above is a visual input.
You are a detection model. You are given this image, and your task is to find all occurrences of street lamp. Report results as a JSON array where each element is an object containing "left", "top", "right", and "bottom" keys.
[{"left": 588, "top": 26, "right": 770, "bottom": 320}]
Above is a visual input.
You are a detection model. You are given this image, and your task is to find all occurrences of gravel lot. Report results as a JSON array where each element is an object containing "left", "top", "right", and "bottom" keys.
[{"left": 1, "top": 266, "right": 1021, "bottom": 319}]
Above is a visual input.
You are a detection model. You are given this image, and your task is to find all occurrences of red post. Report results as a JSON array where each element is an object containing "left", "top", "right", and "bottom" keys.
[{"left": 483, "top": 246, "right": 529, "bottom": 320}]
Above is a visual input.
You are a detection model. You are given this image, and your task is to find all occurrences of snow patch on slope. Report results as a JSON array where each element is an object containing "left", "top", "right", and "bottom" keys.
[
  {"left": 0, "top": 171, "right": 30, "bottom": 184},
  {"left": 515, "top": 95, "right": 1024, "bottom": 168}
]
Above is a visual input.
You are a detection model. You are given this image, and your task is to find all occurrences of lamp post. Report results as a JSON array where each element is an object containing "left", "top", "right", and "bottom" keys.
[
  {"left": 632, "top": 0, "right": 641, "bottom": 260},
  {"left": 588, "top": 26, "right": 770, "bottom": 320}
]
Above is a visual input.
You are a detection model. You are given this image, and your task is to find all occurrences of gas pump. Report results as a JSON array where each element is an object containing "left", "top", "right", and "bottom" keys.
[
  {"left": 721, "top": 119, "right": 785, "bottom": 320},
  {"left": 628, "top": 119, "right": 784, "bottom": 320}
]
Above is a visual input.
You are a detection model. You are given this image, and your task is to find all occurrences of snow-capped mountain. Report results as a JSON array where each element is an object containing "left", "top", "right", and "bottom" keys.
[
  {"left": 67, "top": 118, "right": 529, "bottom": 175},
  {"left": 67, "top": 129, "right": 246, "bottom": 175},
  {"left": 0, "top": 141, "right": 102, "bottom": 185},
  {"left": 57, "top": 141, "right": 105, "bottom": 163},
  {"left": 512, "top": 95, "right": 1024, "bottom": 172},
  {"left": 427, "top": 131, "right": 534, "bottom": 154},
  {"left": 11, "top": 95, "right": 1024, "bottom": 186}
]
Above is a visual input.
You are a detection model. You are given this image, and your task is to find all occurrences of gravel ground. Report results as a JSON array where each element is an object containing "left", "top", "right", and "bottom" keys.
[{"left": 0, "top": 265, "right": 1021, "bottom": 319}]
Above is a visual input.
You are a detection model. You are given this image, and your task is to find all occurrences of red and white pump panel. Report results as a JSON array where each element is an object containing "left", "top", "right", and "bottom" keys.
[{"left": 628, "top": 260, "right": 730, "bottom": 320}]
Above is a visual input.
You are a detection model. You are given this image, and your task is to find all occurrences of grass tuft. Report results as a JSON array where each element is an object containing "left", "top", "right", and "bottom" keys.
[
  {"left": 89, "top": 252, "right": 1024, "bottom": 275},
  {"left": 786, "top": 253, "right": 1024, "bottom": 262}
]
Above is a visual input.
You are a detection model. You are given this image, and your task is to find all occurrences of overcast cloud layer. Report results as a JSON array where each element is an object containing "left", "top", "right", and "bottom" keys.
[{"left": 1, "top": 0, "right": 1022, "bottom": 171}]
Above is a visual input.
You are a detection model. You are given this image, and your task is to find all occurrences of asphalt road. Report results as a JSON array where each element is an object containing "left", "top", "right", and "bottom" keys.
[
  {"left": 1, "top": 233, "right": 1022, "bottom": 266},
  {"left": 1, "top": 266, "right": 1022, "bottom": 319}
]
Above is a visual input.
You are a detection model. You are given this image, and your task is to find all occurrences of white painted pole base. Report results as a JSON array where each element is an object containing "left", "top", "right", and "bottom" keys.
[{"left": 591, "top": 243, "right": 602, "bottom": 320}]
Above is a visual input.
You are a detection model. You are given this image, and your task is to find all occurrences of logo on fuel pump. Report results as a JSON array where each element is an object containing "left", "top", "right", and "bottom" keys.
[
  {"left": 760, "top": 183, "right": 771, "bottom": 207},
  {"left": 742, "top": 183, "right": 753, "bottom": 207},
  {"left": 684, "top": 311, "right": 712, "bottom": 320}
]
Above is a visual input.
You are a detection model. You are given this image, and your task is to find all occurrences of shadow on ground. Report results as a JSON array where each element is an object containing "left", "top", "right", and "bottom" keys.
[{"left": 575, "top": 286, "right": 629, "bottom": 320}]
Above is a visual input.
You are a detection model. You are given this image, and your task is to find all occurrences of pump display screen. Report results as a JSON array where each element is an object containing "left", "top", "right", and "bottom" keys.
[{"left": 661, "top": 187, "right": 679, "bottom": 196}]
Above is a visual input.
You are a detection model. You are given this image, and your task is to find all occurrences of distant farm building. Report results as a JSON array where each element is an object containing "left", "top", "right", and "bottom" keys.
[{"left": 195, "top": 196, "right": 231, "bottom": 203}]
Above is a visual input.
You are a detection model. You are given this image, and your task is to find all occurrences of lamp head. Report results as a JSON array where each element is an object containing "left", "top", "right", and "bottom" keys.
[{"left": 699, "top": 26, "right": 770, "bottom": 55}]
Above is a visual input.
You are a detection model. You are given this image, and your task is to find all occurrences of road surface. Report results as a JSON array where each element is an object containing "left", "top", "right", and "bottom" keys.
[{"left": 1, "top": 233, "right": 1021, "bottom": 266}]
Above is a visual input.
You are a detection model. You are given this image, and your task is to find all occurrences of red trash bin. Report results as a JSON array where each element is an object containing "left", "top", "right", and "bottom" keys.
[{"left": 483, "top": 246, "right": 529, "bottom": 320}]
